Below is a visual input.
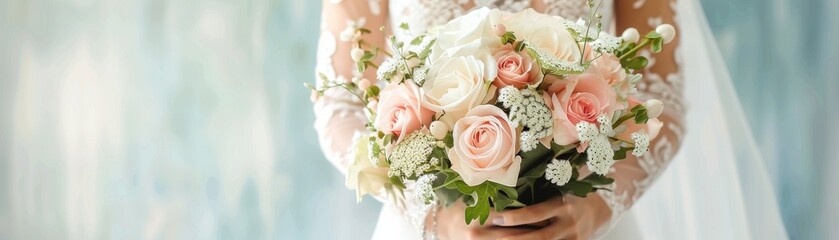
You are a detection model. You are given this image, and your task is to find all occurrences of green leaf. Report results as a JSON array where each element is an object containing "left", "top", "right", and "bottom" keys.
[
  {"left": 317, "top": 72, "right": 329, "bottom": 82},
  {"left": 613, "top": 147, "right": 632, "bottom": 160},
  {"left": 303, "top": 82, "right": 316, "bottom": 91},
  {"left": 523, "top": 43, "right": 585, "bottom": 76},
  {"left": 435, "top": 170, "right": 462, "bottom": 190},
  {"left": 356, "top": 61, "right": 366, "bottom": 72},
  {"left": 564, "top": 181, "right": 594, "bottom": 197},
  {"left": 631, "top": 105, "right": 650, "bottom": 124},
  {"left": 519, "top": 142, "right": 552, "bottom": 171},
  {"left": 550, "top": 141, "right": 574, "bottom": 159},
  {"left": 410, "top": 35, "right": 425, "bottom": 45},
  {"left": 434, "top": 187, "right": 463, "bottom": 207},
  {"left": 464, "top": 183, "right": 495, "bottom": 225},
  {"left": 582, "top": 174, "right": 615, "bottom": 185},
  {"left": 370, "top": 139, "right": 382, "bottom": 158},
  {"left": 382, "top": 134, "right": 393, "bottom": 147},
  {"left": 361, "top": 51, "right": 375, "bottom": 62},
  {"left": 514, "top": 41, "right": 526, "bottom": 52},
  {"left": 443, "top": 132, "right": 454, "bottom": 148},
  {"left": 623, "top": 56, "right": 649, "bottom": 70},
  {"left": 492, "top": 193, "right": 514, "bottom": 212},
  {"left": 650, "top": 38, "right": 663, "bottom": 53},
  {"left": 399, "top": 22, "right": 409, "bottom": 30},
  {"left": 516, "top": 162, "right": 546, "bottom": 187},
  {"left": 389, "top": 175, "right": 406, "bottom": 189},
  {"left": 501, "top": 31, "right": 516, "bottom": 45},
  {"left": 365, "top": 85, "right": 381, "bottom": 98},
  {"left": 644, "top": 31, "right": 662, "bottom": 39}
]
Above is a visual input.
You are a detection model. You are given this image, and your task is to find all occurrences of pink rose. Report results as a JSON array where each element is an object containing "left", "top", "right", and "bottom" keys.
[
  {"left": 581, "top": 44, "right": 627, "bottom": 87},
  {"left": 544, "top": 72, "right": 621, "bottom": 145},
  {"left": 591, "top": 54, "right": 627, "bottom": 87},
  {"left": 374, "top": 82, "right": 434, "bottom": 142},
  {"left": 492, "top": 46, "right": 542, "bottom": 89},
  {"left": 616, "top": 97, "right": 663, "bottom": 141},
  {"left": 449, "top": 105, "right": 521, "bottom": 187}
]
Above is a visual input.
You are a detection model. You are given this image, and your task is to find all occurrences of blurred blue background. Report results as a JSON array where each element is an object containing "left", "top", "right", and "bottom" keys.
[{"left": 0, "top": 0, "right": 835, "bottom": 239}]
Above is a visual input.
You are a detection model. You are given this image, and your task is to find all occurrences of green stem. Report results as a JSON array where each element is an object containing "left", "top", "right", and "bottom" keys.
[
  {"left": 612, "top": 112, "right": 636, "bottom": 129},
  {"left": 619, "top": 38, "right": 651, "bottom": 60}
]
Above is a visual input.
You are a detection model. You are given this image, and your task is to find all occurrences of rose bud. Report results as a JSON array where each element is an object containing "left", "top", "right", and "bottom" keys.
[
  {"left": 351, "top": 48, "right": 364, "bottom": 62},
  {"left": 656, "top": 24, "right": 676, "bottom": 44},
  {"left": 358, "top": 78, "right": 372, "bottom": 91},
  {"left": 494, "top": 24, "right": 507, "bottom": 37},
  {"left": 621, "top": 28, "right": 640, "bottom": 43},
  {"left": 430, "top": 121, "right": 449, "bottom": 140},
  {"left": 644, "top": 99, "right": 664, "bottom": 119}
]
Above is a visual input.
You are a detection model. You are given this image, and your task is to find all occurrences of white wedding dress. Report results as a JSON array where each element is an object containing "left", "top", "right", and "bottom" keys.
[{"left": 313, "top": 0, "right": 788, "bottom": 239}]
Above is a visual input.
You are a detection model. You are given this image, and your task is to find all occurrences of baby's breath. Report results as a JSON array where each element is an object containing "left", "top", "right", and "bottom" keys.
[
  {"left": 377, "top": 58, "right": 400, "bottom": 81},
  {"left": 497, "top": 86, "right": 553, "bottom": 152},
  {"left": 576, "top": 120, "right": 617, "bottom": 175},
  {"left": 631, "top": 131, "right": 650, "bottom": 157},
  {"left": 546, "top": 159, "right": 573, "bottom": 186},
  {"left": 415, "top": 174, "right": 437, "bottom": 205},
  {"left": 388, "top": 132, "right": 437, "bottom": 179},
  {"left": 591, "top": 34, "right": 621, "bottom": 54}
]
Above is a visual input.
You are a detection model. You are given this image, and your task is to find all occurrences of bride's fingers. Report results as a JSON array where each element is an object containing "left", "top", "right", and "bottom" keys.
[
  {"left": 493, "top": 197, "right": 564, "bottom": 226},
  {"left": 467, "top": 226, "right": 534, "bottom": 239},
  {"left": 498, "top": 217, "right": 577, "bottom": 240}
]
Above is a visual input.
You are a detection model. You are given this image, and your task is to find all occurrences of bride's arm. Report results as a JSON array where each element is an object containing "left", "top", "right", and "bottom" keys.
[
  {"left": 493, "top": 1, "right": 685, "bottom": 239},
  {"left": 594, "top": 0, "right": 686, "bottom": 234},
  {"left": 313, "top": 0, "right": 388, "bottom": 177}
]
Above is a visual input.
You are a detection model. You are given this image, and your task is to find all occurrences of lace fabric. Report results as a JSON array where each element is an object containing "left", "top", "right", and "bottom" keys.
[{"left": 314, "top": 0, "right": 684, "bottom": 237}]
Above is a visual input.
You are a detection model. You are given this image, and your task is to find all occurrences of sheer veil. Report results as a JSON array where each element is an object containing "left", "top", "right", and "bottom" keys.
[{"left": 626, "top": 0, "right": 788, "bottom": 238}]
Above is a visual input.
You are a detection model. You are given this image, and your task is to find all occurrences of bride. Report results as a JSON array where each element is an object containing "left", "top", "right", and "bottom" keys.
[{"left": 313, "top": 0, "right": 787, "bottom": 239}]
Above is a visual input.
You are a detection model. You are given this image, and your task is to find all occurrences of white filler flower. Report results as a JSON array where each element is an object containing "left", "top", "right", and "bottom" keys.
[{"left": 546, "top": 159, "right": 573, "bottom": 186}]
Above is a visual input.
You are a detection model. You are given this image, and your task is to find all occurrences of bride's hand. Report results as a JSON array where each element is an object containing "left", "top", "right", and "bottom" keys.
[
  {"left": 430, "top": 201, "right": 533, "bottom": 240},
  {"left": 493, "top": 195, "right": 612, "bottom": 240}
]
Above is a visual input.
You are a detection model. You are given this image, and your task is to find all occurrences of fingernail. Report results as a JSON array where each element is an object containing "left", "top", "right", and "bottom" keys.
[{"left": 492, "top": 217, "right": 505, "bottom": 225}]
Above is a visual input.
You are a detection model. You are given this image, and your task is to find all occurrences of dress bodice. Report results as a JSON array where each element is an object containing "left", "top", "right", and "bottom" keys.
[{"left": 388, "top": 0, "right": 614, "bottom": 41}]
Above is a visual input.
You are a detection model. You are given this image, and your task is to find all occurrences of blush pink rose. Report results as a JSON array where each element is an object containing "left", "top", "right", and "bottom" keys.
[
  {"left": 591, "top": 55, "right": 627, "bottom": 87},
  {"left": 492, "top": 46, "right": 542, "bottom": 89},
  {"left": 544, "top": 72, "right": 621, "bottom": 145},
  {"left": 615, "top": 97, "right": 663, "bottom": 142},
  {"left": 374, "top": 82, "right": 434, "bottom": 142},
  {"left": 581, "top": 44, "right": 627, "bottom": 87},
  {"left": 449, "top": 105, "right": 521, "bottom": 187}
]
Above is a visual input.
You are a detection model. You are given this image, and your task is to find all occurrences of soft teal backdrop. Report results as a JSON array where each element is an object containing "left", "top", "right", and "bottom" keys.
[{"left": 0, "top": 0, "right": 835, "bottom": 239}]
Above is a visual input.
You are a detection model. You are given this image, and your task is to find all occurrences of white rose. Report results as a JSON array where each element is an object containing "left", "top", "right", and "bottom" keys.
[
  {"left": 429, "top": 7, "right": 503, "bottom": 62},
  {"left": 502, "top": 9, "right": 581, "bottom": 62},
  {"left": 346, "top": 135, "right": 390, "bottom": 202},
  {"left": 422, "top": 54, "right": 496, "bottom": 124}
]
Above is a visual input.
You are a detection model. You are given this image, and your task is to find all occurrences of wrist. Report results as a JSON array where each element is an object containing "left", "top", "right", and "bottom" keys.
[{"left": 565, "top": 194, "right": 612, "bottom": 238}]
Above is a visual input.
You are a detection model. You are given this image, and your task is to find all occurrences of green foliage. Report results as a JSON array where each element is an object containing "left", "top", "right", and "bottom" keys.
[
  {"left": 410, "top": 35, "right": 425, "bottom": 45},
  {"left": 563, "top": 181, "right": 593, "bottom": 197},
  {"left": 501, "top": 31, "right": 517, "bottom": 45},
  {"left": 399, "top": 22, "right": 409, "bottom": 30},
  {"left": 630, "top": 104, "right": 650, "bottom": 124},
  {"left": 621, "top": 56, "right": 649, "bottom": 70},
  {"left": 523, "top": 43, "right": 585, "bottom": 76},
  {"left": 582, "top": 174, "right": 615, "bottom": 185},
  {"left": 443, "top": 131, "right": 454, "bottom": 148},
  {"left": 389, "top": 175, "right": 406, "bottom": 189},
  {"left": 365, "top": 85, "right": 380, "bottom": 98},
  {"left": 613, "top": 147, "right": 632, "bottom": 160}
]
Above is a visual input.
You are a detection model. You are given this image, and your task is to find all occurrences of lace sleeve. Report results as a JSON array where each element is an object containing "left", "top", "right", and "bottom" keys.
[
  {"left": 314, "top": 0, "right": 434, "bottom": 236},
  {"left": 314, "top": 0, "right": 387, "bottom": 176},
  {"left": 594, "top": 0, "right": 686, "bottom": 234}
]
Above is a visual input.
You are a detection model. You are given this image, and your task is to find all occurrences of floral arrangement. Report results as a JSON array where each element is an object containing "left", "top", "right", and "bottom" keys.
[{"left": 307, "top": 2, "right": 675, "bottom": 225}]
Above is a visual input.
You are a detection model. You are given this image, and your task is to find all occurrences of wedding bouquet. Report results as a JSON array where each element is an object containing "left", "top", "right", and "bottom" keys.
[{"left": 308, "top": 4, "right": 675, "bottom": 225}]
